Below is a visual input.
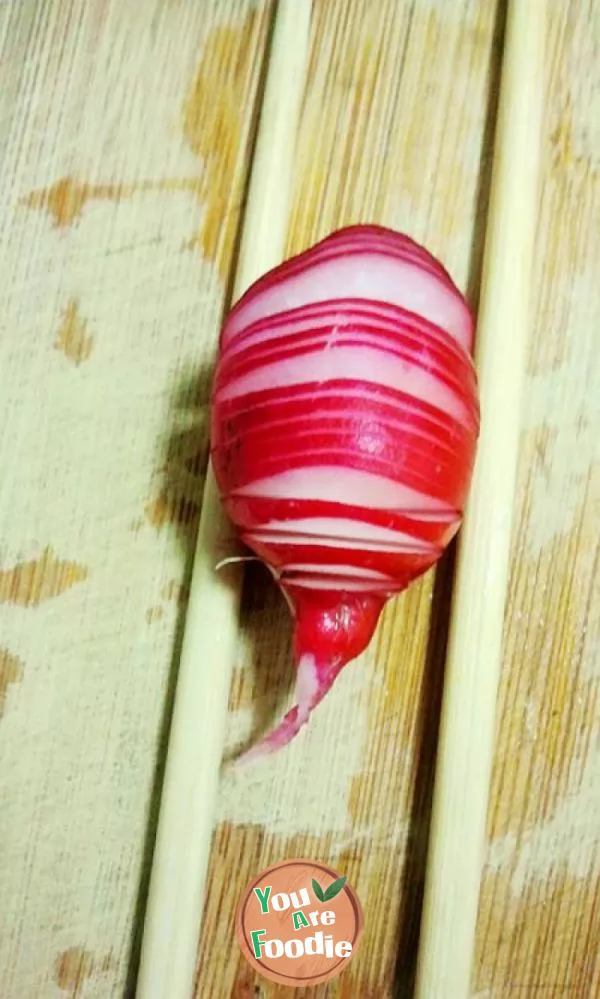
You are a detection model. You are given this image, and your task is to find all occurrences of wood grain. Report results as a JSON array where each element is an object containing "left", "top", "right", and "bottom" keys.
[
  {"left": 198, "top": 1, "right": 504, "bottom": 996},
  {"left": 134, "top": 3, "right": 311, "bottom": 996},
  {"left": 0, "top": 2, "right": 271, "bottom": 997},
  {"left": 416, "top": 2, "right": 546, "bottom": 994},
  {"left": 473, "top": 2, "right": 600, "bottom": 995},
  {"left": 0, "top": 1, "right": 598, "bottom": 998}
]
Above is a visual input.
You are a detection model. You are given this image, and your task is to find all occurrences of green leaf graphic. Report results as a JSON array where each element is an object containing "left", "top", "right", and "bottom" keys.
[
  {"left": 323, "top": 876, "right": 347, "bottom": 901},
  {"left": 312, "top": 878, "right": 325, "bottom": 903}
]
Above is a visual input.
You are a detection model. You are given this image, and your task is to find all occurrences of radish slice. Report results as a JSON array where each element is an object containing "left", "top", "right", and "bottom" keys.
[
  {"left": 211, "top": 224, "right": 479, "bottom": 761},
  {"left": 224, "top": 225, "right": 474, "bottom": 350},
  {"left": 225, "top": 254, "right": 472, "bottom": 350},
  {"left": 233, "top": 467, "right": 456, "bottom": 510},
  {"left": 214, "top": 347, "right": 472, "bottom": 427}
]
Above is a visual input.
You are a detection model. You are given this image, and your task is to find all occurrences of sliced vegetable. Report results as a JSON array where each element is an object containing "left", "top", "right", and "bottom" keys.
[{"left": 211, "top": 224, "right": 479, "bottom": 760}]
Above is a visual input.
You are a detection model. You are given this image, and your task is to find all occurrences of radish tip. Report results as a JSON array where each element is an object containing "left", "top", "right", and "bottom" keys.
[{"left": 233, "top": 655, "right": 321, "bottom": 765}]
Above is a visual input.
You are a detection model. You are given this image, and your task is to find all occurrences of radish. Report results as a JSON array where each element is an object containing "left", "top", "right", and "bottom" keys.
[{"left": 211, "top": 225, "right": 479, "bottom": 760}]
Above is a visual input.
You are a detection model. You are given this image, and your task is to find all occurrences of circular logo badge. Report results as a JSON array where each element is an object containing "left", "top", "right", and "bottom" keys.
[{"left": 235, "top": 858, "right": 363, "bottom": 987}]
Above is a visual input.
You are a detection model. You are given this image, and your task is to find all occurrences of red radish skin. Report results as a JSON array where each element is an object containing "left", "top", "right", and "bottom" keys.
[{"left": 211, "top": 224, "right": 479, "bottom": 761}]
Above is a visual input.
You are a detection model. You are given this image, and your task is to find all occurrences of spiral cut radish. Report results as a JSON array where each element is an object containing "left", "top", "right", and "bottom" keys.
[{"left": 211, "top": 225, "right": 479, "bottom": 760}]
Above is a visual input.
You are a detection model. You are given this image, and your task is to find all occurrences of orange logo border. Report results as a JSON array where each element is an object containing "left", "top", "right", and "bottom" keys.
[{"left": 235, "top": 857, "right": 364, "bottom": 987}]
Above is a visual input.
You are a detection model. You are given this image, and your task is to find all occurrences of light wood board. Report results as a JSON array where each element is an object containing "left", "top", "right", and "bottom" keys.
[{"left": 0, "top": 1, "right": 598, "bottom": 997}]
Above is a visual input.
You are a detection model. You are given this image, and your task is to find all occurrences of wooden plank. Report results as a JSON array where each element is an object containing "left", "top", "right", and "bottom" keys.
[
  {"left": 198, "top": 2, "right": 600, "bottom": 997},
  {"left": 415, "top": 1, "right": 546, "bottom": 994},
  {"left": 473, "top": 2, "right": 600, "bottom": 995},
  {"left": 134, "top": 3, "right": 312, "bottom": 997},
  {"left": 0, "top": 0, "right": 598, "bottom": 997},
  {"left": 197, "top": 1, "right": 504, "bottom": 995},
  {"left": 0, "top": 2, "right": 271, "bottom": 997}
]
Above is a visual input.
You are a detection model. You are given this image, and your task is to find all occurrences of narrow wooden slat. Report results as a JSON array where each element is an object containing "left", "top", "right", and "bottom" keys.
[
  {"left": 414, "top": 3, "right": 546, "bottom": 996},
  {"left": 135, "top": 3, "right": 312, "bottom": 997}
]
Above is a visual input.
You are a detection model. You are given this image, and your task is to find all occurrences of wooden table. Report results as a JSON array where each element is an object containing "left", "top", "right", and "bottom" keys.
[{"left": 0, "top": 1, "right": 598, "bottom": 996}]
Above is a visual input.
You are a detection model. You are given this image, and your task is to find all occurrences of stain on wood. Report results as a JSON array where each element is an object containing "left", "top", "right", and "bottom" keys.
[
  {"left": 145, "top": 605, "right": 165, "bottom": 624},
  {"left": 22, "top": 176, "right": 201, "bottom": 228},
  {"left": 184, "top": 447, "right": 207, "bottom": 478},
  {"left": 22, "top": 4, "right": 268, "bottom": 283},
  {"left": 0, "top": 547, "right": 88, "bottom": 606},
  {"left": 143, "top": 419, "right": 209, "bottom": 537},
  {"left": 54, "top": 946, "right": 115, "bottom": 996},
  {"left": 55, "top": 299, "right": 94, "bottom": 365},
  {"left": 144, "top": 490, "right": 200, "bottom": 535},
  {"left": 182, "top": 8, "right": 270, "bottom": 277},
  {"left": 0, "top": 649, "right": 24, "bottom": 718},
  {"left": 161, "top": 579, "right": 189, "bottom": 604}
]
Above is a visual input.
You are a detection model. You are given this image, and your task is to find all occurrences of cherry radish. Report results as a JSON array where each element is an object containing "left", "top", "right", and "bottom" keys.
[{"left": 211, "top": 224, "right": 479, "bottom": 762}]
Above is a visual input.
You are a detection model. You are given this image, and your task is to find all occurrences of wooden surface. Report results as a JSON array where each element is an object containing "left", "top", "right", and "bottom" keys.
[
  {"left": 415, "top": 3, "right": 546, "bottom": 995},
  {"left": 135, "top": 4, "right": 311, "bottom": 997},
  {"left": 0, "top": 1, "right": 598, "bottom": 997}
]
